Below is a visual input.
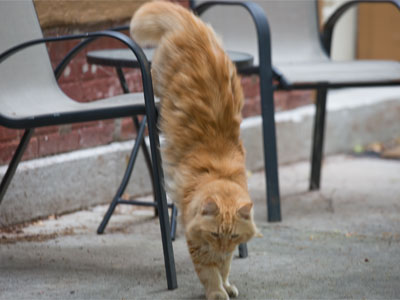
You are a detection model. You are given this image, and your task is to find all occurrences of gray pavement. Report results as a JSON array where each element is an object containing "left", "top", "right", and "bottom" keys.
[{"left": 1, "top": 155, "right": 399, "bottom": 299}]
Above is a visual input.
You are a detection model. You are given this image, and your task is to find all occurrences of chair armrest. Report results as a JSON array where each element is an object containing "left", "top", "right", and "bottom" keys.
[
  {"left": 193, "top": 1, "right": 279, "bottom": 85},
  {"left": 0, "top": 30, "right": 155, "bottom": 109},
  {"left": 54, "top": 25, "right": 129, "bottom": 79},
  {"left": 322, "top": 0, "right": 400, "bottom": 55}
]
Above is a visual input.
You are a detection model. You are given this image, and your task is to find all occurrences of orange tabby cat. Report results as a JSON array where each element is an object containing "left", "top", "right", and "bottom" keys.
[{"left": 130, "top": 2, "right": 258, "bottom": 299}]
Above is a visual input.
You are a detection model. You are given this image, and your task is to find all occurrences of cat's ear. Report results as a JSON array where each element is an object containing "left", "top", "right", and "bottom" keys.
[
  {"left": 237, "top": 202, "right": 253, "bottom": 220},
  {"left": 201, "top": 198, "right": 219, "bottom": 216}
]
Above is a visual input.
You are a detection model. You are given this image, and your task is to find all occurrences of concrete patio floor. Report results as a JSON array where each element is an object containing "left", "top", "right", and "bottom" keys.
[{"left": 1, "top": 154, "right": 399, "bottom": 299}]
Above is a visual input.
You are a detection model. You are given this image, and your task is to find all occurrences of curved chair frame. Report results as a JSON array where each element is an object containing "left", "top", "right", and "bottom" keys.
[
  {"left": 0, "top": 12, "right": 177, "bottom": 291},
  {"left": 194, "top": 1, "right": 281, "bottom": 222},
  {"left": 193, "top": 0, "right": 400, "bottom": 222}
]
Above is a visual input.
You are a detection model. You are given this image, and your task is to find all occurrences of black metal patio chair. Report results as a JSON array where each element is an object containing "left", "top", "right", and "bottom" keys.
[
  {"left": 0, "top": 0, "right": 177, "bottom": 290},
  {"left": 192, "top": 0, "right": 400, "bottom": 222}
]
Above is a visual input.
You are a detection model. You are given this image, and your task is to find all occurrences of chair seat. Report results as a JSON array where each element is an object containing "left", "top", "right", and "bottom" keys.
[
  {"left": 0, "top": 89, "right": 158, "bottom": 129},
  {"left": 275, "top": 60, "right": 400, "bottom": 87}
]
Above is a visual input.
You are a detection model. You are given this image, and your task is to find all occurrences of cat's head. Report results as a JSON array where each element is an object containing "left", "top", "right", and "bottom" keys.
[{"left": 186, "top": 179, "right": 259, "bottom": 253}]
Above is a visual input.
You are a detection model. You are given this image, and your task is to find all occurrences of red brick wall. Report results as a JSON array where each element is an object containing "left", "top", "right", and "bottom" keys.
[{"left": 0, "top": 4, "right": 313, "bottom": 166}]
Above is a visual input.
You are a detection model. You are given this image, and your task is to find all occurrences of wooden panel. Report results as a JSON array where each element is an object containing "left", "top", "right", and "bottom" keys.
[
  {"left": 34, "top": 0, "right": 148, "bottom": 30},
  {"left": 357, "top": 3, "right": 400, "bottom": 60}
]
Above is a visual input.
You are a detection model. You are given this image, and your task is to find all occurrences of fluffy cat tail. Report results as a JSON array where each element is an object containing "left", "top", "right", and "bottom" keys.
[{"left": 129, "top": 1, "right": 192, "bottom": 48}]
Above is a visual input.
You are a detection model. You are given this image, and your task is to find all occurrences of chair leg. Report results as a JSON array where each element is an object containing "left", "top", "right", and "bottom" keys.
[
  {"left": 0, "top": 129, "right": 34, "bottom": 204},
  {"left": 133, "top": 117, "right": 176, "bottom": 240},
  {"left": 97, "top": 117, "right": 147, "bottom": 234},
  {"left": 116, "top": 67, "right": 158, "bottom": 216},
  {"left": 97, "top": 196, "right": 119, "bottom": 234},
  {"left": 238, "top": 243, "right": 248, "bottom": 258},
  {"left": 107, "top": 66, "right": 177, "bottom": 289},
  {"left": 170, "top": 204, "right": 178, "bottom": 241},
  {"left": 259, "top": 75, "right": 281, "bottom": 222},
  {"left": 151, "top": 142, "right": 177, "bottom": 290},
  {"left": 133, "top": 116, "right": 158, "bottom": 217},
  {"left": 310, "top": 88, "right": 328, "bottom": 191},
  {"left": 145, "top": 103, "right": 177, "bottom": 290}
]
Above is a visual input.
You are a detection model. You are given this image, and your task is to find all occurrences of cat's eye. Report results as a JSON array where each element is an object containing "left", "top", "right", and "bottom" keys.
[
  {"left": 211, "top": 232, "right": 219, "bottom": 238},
  {"left": 231, "top": 234, "right": 239, "bottom": 239}
]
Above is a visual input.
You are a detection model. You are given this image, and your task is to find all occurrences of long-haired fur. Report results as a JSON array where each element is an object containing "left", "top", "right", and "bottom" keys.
[{"left": 131, "top": 2, "right": 258, "bottom": 299}]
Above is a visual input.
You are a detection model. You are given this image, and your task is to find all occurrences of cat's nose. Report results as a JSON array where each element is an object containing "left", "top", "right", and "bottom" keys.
[{"left": 221, "top": 240, "right": 230, "bottom": 251}]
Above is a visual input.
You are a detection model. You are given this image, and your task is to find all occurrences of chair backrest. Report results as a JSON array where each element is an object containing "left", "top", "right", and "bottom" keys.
[
  {"left": 197, "top": 0, "right": 328, "bottom": 65},
  {"left": 0, "top": 0, "right": 58, "bottom": 116}
]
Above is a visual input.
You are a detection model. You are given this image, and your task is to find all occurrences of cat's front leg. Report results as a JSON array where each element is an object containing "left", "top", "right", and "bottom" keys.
[
  {"left": 194, "top": 263, "right": 229, "bottom": 300},
  {"left": 220, "top": 252, "right": 239, "bottom": 298}
]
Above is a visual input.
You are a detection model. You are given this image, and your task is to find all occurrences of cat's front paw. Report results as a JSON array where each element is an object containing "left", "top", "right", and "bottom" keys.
[
  {"left": 224, "top": 284, "right": 239, "bottom": 298},
  {"left": 207, "top": 289, "right": 229, "bottom": 300}
]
